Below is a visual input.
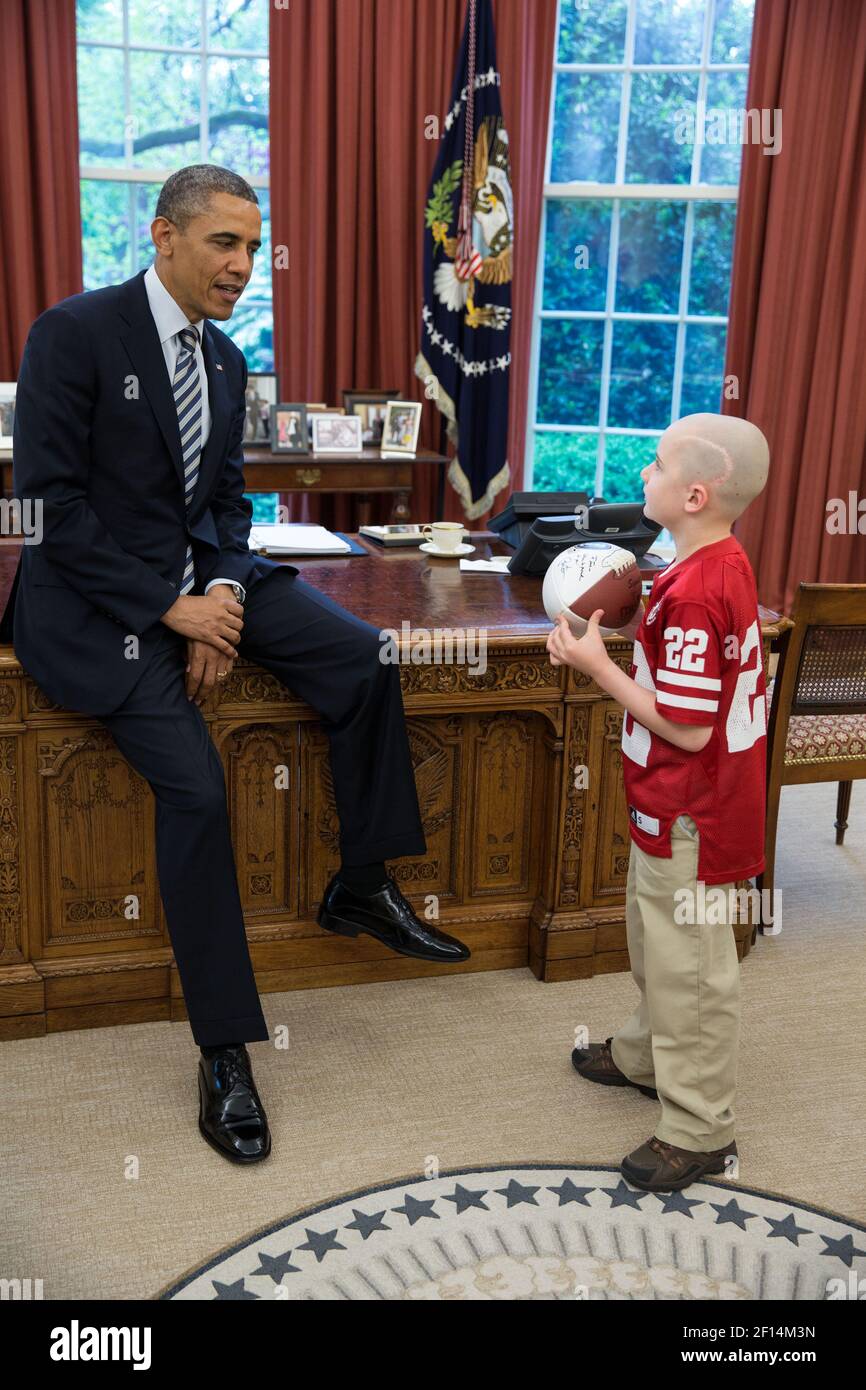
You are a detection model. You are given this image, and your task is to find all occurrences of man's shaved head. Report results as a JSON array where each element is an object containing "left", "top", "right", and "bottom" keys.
[{"left": 662, "top": 413, "right": 770, "bottom": 523}]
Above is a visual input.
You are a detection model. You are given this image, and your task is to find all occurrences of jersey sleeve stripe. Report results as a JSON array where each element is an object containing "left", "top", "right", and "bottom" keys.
[
  {"left": 656, "top": 668, "right": 722, "bottom": 690},
  {"left": 656, "top": 691, "right": 720, "bottom": 712}
]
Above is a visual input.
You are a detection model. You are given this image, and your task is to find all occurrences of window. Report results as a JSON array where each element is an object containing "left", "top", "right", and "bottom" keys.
[
  {"left": 76, "top": 0, "right": 275, "bottom": 518},
  {"left": 527, "top": 0, "right": 756, "bottom": 504}
]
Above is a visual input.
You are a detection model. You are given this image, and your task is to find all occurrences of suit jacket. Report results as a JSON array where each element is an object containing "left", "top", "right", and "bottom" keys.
[{"left": 0, "top": 267, "right": 296, "bottom": 716}]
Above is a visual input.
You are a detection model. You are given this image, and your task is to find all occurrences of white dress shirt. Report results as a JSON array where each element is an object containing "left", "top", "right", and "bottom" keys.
[{"left": 143, "top": 261, "right": 244, "bottom": 601}]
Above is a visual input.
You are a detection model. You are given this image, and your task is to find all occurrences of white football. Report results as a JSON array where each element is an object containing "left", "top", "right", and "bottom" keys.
[{"left": 543, "top": 542, "right": 643, "bottom": 636}]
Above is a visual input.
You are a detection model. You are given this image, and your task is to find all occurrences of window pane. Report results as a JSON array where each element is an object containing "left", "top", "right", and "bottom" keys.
[
  {"left": 680, "top": 323, "right": 727, "bottom": 413},
  {"left": 243, "top": 187, "right": 271, "bottom": 300},
  {"left": 210, "top": 0, "right": 269, "bottom": 52},
  {"left": 551, "top": 73, "right": 621, "bottom": 183},
  {"left": 77, "top": 0, "right": 122, "bottom": 44},
  {"left": 128, "top": 0, "right": 200, "bottom": 48},
  {"left": 712, "top": 0, "right": 755, "bottom": 63},
  {"left": 688, "top": 202, "right": 736, "bottom": 315},
  {"left": 208, "top": 56, "right": 269, "bottom": 175},
  {"left": 626, "top": 72, "right": 698, "bottom": 184},
  {"left": 222, "top": 301, "right": 273, "bottom": 373},
  {"left": 250, "top": 493, "right": 279, "bottom": 523},
  {"left": 602, "top": 434, "right": 660, "bottom": 503},
  {"left": 531, "top": 433, "right": 599, "bottom": 493},
  {"left": 608, "top": 320, "right": 677, "bottom": 429},
  {"left": 557, "top": 0, "right": 628, "bottom": 64},
  {"left": 78, "top": 45, "right": 125, "bottom": 166},
  {"left": 634, "top": 0, "right": 707, "bottom": 65},
  {"left": 700, "top": 71, "right": 751, "bottom": 183},
  {"left": 542, "top": 200, "right": 611, "bottom": 312},
  {"left": 538, "top": 321, "right": 605, "bottom": 426},
  {"left": 81, "top": 178, "right": 131, "bottom": 288},
  {"left": 135, "top": 182, "right": 169, "bottom": 268},
  {"left": 616, "top": 201, "right": 686, "bottom": 314},
  {"left": 130, "top": 52, "right": 201, "bottom": 167}
]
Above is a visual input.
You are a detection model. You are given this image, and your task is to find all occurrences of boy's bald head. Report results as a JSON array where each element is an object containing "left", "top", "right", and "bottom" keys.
[{"left": 663, "top": 413, "right": 769, "bottom": 522}]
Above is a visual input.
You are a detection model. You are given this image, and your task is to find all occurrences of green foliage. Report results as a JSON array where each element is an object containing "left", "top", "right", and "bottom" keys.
[{"left": 424, "top": 161, "right": 463, "bottom": 229}]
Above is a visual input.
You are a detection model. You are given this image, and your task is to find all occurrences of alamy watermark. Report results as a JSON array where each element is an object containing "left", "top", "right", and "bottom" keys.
[
  {"left": 0, "top": 497, "right": 42, "bottom": 544},
  {"left": 673, "top": 103, "right": 782, "bottom": 156},
  {"left": 378, "top": 622, "right": 488, "bottom": 676}
]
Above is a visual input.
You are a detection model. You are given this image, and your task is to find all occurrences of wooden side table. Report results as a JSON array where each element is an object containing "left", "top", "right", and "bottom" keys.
[
  {"left": 0, "top": 448, "right": 453, "bottom": 527},
  {"left": 241, "top": 447, "right": 451, "bottom": 526}
]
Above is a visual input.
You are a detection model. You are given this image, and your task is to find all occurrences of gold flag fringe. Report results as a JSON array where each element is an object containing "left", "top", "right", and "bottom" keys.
[{"left": 414, "top": 350, "right": 511, "bottom": 521}]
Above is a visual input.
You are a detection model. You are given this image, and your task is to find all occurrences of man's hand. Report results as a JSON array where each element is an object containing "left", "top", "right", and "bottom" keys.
[
  {"left": 546, "top": 608, "right": 610, "bottom": 680},
  {"left": 161, "top": 588, "right": 244, "bottom": 659},
  {"left": 185, "top": 637, "right": 237, "bottom": 705}
]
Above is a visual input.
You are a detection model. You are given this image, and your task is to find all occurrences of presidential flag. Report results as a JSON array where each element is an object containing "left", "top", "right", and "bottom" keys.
[{"left": 414, "top": 0, "right": 513, "bottom": 520}]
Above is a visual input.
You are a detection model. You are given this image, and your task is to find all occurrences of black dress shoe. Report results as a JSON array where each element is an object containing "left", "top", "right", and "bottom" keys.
[
  {"left": 197, "top": 1044, "right": 271, "bottom": 1163},
  {"left": 317, "top": 869, "right": 471, "bottom": 963}
]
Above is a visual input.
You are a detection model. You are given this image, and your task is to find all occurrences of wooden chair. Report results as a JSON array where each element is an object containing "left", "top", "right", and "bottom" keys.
[{"left": 757, "top": 583, "right": 866, "bottom": 934}]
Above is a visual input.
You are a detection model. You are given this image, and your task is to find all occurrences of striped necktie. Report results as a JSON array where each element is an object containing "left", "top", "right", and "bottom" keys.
[{"left": 173, "top": 325, "right": 203, "bottom": 595}]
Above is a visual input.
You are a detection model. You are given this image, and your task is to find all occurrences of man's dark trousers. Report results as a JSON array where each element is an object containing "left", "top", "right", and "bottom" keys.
[{"left": 97, "top": 566, "right": 427, "bottom": 1046}]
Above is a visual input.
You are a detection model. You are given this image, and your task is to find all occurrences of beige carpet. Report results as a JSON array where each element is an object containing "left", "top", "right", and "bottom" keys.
[{"left": 2, "top": 780, "right": 863, "bottom": 1301}]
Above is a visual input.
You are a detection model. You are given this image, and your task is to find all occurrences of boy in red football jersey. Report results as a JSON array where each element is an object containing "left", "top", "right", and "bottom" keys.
[{"left": 547, "top": 412, "right": 770, "bottom": 1193}]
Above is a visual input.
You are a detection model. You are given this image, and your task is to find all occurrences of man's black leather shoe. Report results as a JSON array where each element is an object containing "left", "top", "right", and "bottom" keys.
[
  {"left": 197, "top": 1044, "right": 271, "bottom": 1163},
  {"left": 317, "top": 869, "right": 471, "bottom": 963}
]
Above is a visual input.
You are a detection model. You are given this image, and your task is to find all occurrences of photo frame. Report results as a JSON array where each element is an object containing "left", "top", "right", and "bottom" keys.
[
  {"left": 381, "top": 400, "right": 422, "bottom": 455},
  {"left": 343, "top": 389, "right": 401, "bottom": 448},
  {"left": 244, "top": 372, "right": 279, "bottom": 445},
  {"left": 269, "top": 403, "right": 309, "bottom": 454},
  {"left": 311, "top": 413, "right": 363, "bottom": 454},
  {"left": 306, "top": 403, "right": 343, "bottom": 445},
  {"left": 0, "top": 383, "right": 16, "bottom": 453}
]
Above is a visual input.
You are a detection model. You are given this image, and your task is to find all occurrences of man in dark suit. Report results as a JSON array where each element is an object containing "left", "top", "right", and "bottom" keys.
[{"left": 0, "top": 164, "right": 469, "bottom": 1164}]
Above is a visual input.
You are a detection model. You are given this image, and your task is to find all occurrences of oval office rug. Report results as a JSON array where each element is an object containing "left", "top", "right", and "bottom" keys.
[{"left": 155, "top": 1164, "right": 866, "bottom": 1300}]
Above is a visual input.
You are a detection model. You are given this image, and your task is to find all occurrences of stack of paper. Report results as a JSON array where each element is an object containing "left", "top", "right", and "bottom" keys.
[{"left": 248, "top": 524, "right": 351, "bottom": 555}]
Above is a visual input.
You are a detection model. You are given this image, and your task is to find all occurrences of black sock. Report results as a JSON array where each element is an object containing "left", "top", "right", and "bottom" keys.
[
  {"left": 339, "top": 860, "right": 387, "bottom": 892},
  {"left": 201, "top": 1041, "right": 243, "bottom": 1057}
]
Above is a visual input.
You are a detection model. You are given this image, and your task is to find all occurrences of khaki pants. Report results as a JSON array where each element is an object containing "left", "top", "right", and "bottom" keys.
[{"left": 610, "top": 814, "right": 740, "bottom": 1151}]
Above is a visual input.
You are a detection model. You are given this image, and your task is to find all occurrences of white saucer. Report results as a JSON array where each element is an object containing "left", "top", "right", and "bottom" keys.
[{"left": 419, "top": 541, "right": 476, "bottom": 557}]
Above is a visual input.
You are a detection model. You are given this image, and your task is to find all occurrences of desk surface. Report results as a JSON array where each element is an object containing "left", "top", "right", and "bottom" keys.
[
  {"left": 0, "top": 530, "right": 784, "bottom": 651},
  {"left": 272, "top": 530, "right": 784, "bottom": 639}
]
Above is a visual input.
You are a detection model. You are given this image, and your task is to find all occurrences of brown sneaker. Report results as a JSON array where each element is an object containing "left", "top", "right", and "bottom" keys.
[
  {"left": 621, "top": 1135, "right": 738, "bottom": 1192},
  {"left": 571, "top": 1036, "right": 659, "bottom": 1099}
]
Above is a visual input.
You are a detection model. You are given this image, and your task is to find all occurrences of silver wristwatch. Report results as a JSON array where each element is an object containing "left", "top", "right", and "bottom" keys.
[{"left": 229, "top": 581, "right": 245, "bottom": 605}]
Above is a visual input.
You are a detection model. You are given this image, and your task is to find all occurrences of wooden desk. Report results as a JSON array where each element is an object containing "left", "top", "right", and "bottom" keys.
[{"left": 0, "top": 533, "right": 785, "bottom": 1040}]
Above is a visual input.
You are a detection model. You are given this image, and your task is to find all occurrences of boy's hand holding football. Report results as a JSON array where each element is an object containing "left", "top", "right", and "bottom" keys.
[{"left": 546, "top": 608, "right": 610, "bottom": 679}]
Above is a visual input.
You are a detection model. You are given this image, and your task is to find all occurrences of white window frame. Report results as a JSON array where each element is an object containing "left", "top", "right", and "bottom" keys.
[{"left": 526, "top": 0, "right": 750, "bottom": 496}]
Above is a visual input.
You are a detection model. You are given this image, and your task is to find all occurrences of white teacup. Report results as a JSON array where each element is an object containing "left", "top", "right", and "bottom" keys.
[{"left": 421, "top": 522, "right": 468, "bottom": 552}]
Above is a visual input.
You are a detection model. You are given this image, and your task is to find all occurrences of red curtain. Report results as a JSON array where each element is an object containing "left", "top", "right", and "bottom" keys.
[
  {"left": 0, "top": 0, "right": 82, "bottom": 378},
  {"left": 269, "top": 0, "right": 558, "bottom": 533},
  {"left": 725, "top": 0, "right": 866, "bottom": 614}
]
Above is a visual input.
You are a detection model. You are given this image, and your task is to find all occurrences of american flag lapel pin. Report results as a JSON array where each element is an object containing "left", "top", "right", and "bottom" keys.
[{"left": 216, "top": 362, "right": 224, "bottom": 372}]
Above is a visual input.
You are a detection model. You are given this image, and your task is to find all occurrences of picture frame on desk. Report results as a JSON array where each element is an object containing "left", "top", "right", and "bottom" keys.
[
  {"left": 305, "top": 403, "right": 340, "bottom": 446},
  {"left": 244, "top": 372, "right": 279, "bottom": 445},
  {"left": 343, "top": 389, "right": 401, "bottom": 447},
  {"left": 0, "top": 382, "right": 16, "bottom": 452},
  {"left": 381, "top": 399, "right": 421, "bottom": 456},
  {"left": 269, "top": 403, "right": 309, "bottom": 454},
  {"left": 311, "top": 412, "right": 363, "bottom": 454}
]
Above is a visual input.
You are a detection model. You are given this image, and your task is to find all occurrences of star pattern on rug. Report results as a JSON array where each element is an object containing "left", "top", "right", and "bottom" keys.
[{"left": 185, "top": 1170, "right": 866, "bottom": 1300}]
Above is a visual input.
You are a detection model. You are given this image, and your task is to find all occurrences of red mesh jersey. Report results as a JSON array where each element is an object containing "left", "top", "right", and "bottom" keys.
[{"left": 620, "top": 535, "right": 767, "bottom": 885}]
